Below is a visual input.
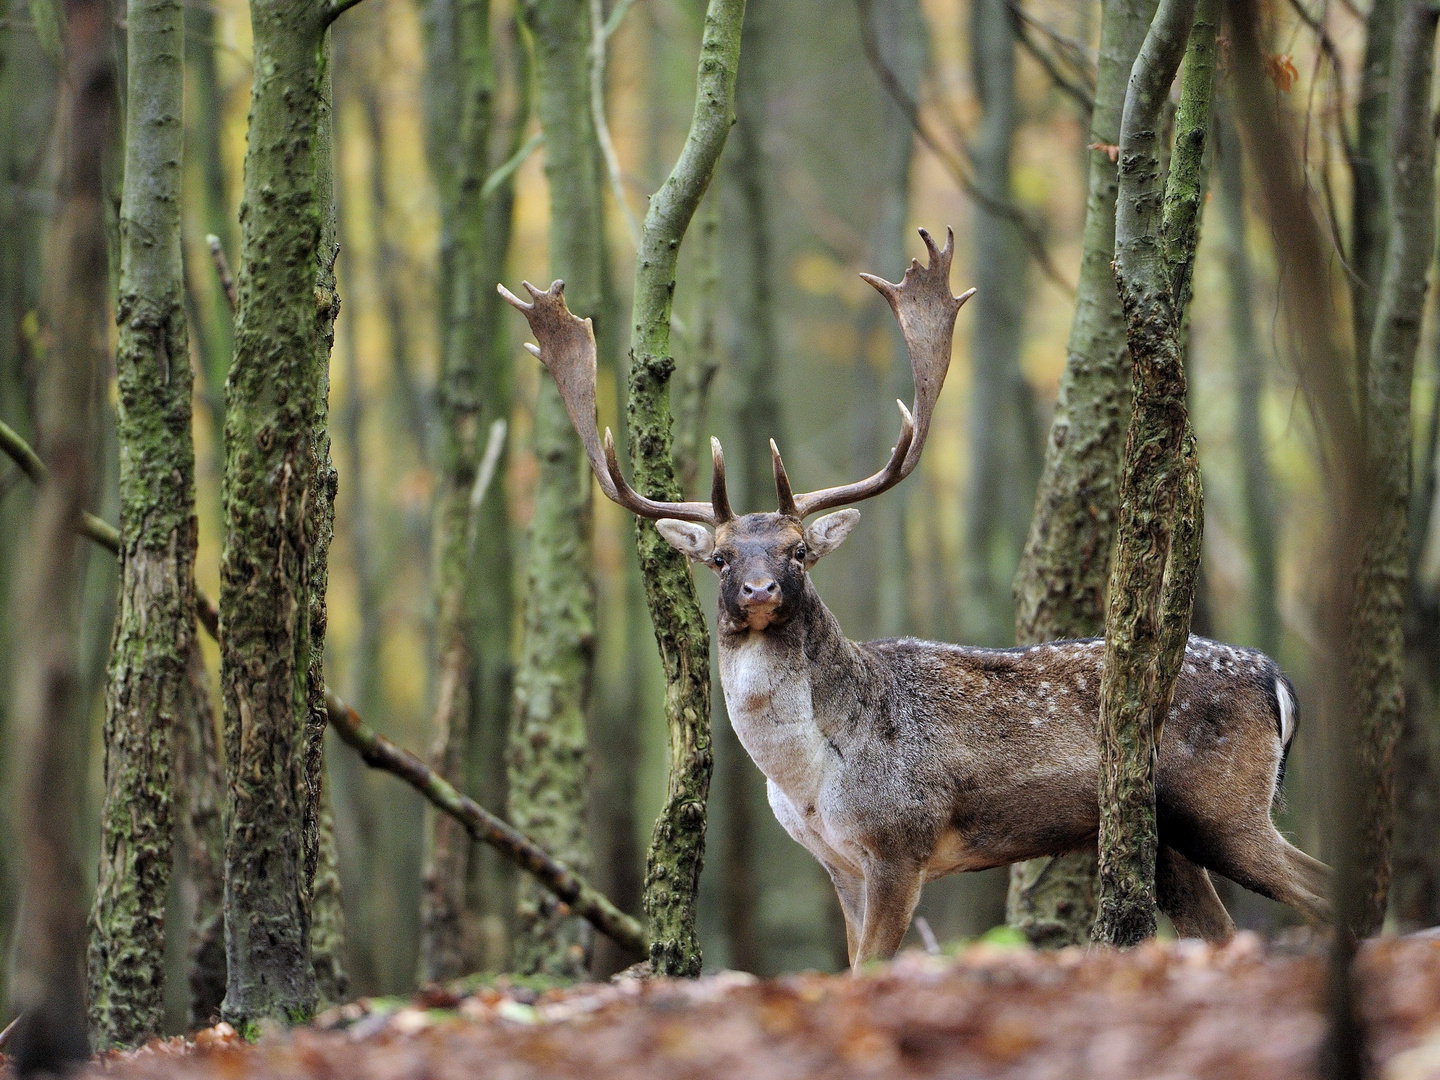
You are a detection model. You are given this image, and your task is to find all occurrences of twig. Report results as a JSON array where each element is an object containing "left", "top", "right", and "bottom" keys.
[
  {"left": 1008, "top": 2, "right": 1094, "bottom": 118},
  {"left": 914, "top": 916, "right": 941, "bottom": 955},
  {"left": 325, "top": 691, "right": 649, "bottom": 957},
  {"left": 463, "top": 419, "right": 507, "bottom": 563},
  {"left": 854, "top": 0, "right": 1075, "bottom": 296},
  {"left": 206, "top": 234, "right": 236, "bottom": 313},
  {"left": 591, "top": 0, "right": 641, "bottom": 248},
  {"left": 601, "top": 0, "right": 639, "bottom": 39},
  {"left": 1, "top": 416, "right": 644, "bottom": 956},
  {"left": 480, "top": 130, "right": 544, "bottom": 202}
]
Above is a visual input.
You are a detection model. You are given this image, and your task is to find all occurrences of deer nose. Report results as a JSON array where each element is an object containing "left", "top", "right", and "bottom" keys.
[{"left": 740, "top": 578, "right": 779, "bottom": 603}]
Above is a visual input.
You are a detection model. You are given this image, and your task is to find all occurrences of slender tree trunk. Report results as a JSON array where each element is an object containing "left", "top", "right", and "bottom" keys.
[
  {"left": 966, "top": 0, "right": 1033, "bottom": 645},
  {"left": 1008, "top": 0, "right": 1157, "bottom": 945},
  {"left": 87, "top": 0, "right": 193, "bottom": 1047},
  {"left": 1094, "top": 0, "right": 1213, "bottom": 947},
  {"left": 627, "top": 0, "right": 745, "bottom": 977},
  {"left": 7, "top": 2, "right": 113, "bottom": 1065},
  {"left": 508, "top": 0, "right": 602, "bottom": 979},
  {"left": 220, "top": 0, "right": 346, "bottom": 1028},
  {"left": 1351, "top": 0, "right": 1398, "bottom": 386},
  {"left": 1216, "top": 104, "right": 1280, "bottom": 659},
  {"left": 1348, "top": 0, "right": 1439, "bottom": 935}
]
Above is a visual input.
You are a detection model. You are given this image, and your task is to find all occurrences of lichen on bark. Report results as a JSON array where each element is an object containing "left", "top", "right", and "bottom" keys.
[
  {"left": 1008, "top": 0, "right": 1157, "bottom": 946},
  {"left": 626, "top": 0, "right": 746, "bottom": 978}
]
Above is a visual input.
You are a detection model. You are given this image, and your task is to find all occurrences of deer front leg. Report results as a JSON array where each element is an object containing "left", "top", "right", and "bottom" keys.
[{"left": 854, "top": 860, "right": 924, "bottom": 968}]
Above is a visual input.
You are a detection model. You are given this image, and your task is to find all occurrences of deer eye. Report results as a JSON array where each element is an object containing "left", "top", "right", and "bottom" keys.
[
  {"left": 712, "top": 553, "right": 726, "bottom": 569},
  {"left": 794, "top": 544, "right": 807, "bottom": 562}
]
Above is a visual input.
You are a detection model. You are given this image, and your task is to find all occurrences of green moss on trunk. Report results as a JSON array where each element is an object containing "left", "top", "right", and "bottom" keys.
[
  {"left": 1008, "top": 0, "right": 1157, "bottom": 946},
  {"left": 85, "top": 0, "right": 192, "bottom": 1049},
  {"left": 627, "top": 0, "right": 745, "bottom": 978},
  {"left": 220, "top": 0, "right": 342, "bottom": 1026},
  {"left": 508, "top": 0, "right": 602, "bottom": 979}
]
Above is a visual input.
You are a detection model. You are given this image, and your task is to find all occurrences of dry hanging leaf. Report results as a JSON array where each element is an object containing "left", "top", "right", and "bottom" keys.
[{"left": 1266, "top": 54, "right": 1298, "bottom": 93}]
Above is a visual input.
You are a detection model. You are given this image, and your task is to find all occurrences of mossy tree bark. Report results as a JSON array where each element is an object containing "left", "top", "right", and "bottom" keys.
[
  {"left": 1007, "top": 0, "right": 1157, "bottom": 946},
  {"left": 508, "top": 0, "right": 603, "bottom": 979},
  {"left": 86, "top": 0, "right": 194, "bottom": 1048},
  {"left": 7, "top": 1, "right": 113, "bottom": 1066},
  {"left": 1093, "top": 0, "right": 1214, "bottom": 947},
  {"left": 1347, "top": 0, "right": 1439, "bottom": 935},
  {"left": 220, "top": 0, "right": 358, "bottom": 1027},
  {"left": 627, "top": 0, "right": 745, "bottom": 978}
]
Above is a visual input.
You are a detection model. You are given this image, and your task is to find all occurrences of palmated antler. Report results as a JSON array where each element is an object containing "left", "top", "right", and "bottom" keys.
[
  {"left": 498, "top": 279, "right": 733, "bottom": 526},
  {"left": 772, "top": 227, "right": 975, "bottom": 519}
]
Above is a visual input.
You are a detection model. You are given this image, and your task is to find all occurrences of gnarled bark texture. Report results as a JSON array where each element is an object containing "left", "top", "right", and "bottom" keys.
[
  {"left": 87, "top": 0, "right": 193, "bottom": 1048},
  {"left": 1348, "top": 0, "right": 1439, "bottom": 935},
  {"left": 1093, "top": 0, "right": 1209, "bottom": 948},
  {"left": 220, "top": 0, "right": 343, "bottom": 1027},
  {"left": 1008, "top": 0, "right": 1157, "bottom": 945},
  {"left": 7, "top": 1, "right": 113, "bottom": 1066},
  {"left": 508, "top": 0, "right": 602, "bottom": 979},
  {"left": 628, "top": 0, "right": 745, "bottom": 977}
]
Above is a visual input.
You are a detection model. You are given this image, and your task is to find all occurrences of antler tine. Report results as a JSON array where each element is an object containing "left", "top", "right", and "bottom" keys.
[
  {"left": 789, "top": 227, "right": 974, "bottom": 518},
  {"left": 770, "top": 439, "right": 799, "bottom": 518},
  {"left": 710, "top": 438, "right": 735, "bottom": 524},
  {"left": 500, "top": 279, "right": 718, "bottom": 526}
]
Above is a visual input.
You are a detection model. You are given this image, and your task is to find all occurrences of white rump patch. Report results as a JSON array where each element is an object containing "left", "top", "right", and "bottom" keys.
[{"left": 1276, "top": 677, "right": 1296, "bottom": 746}]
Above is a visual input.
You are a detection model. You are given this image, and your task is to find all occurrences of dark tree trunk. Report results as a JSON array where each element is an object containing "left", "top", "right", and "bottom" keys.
[
  {"left": 87, "top": 0, "right": 194, "bottom": 1048},
  {"left": 1008, "top": 0, "right": 1158, "bottom": 946},
  {"left": 1351, "top": 0, "right": 1398, "bottom": 386},
  {"left": 7, "top": 1, "right": 114, "bottom": 1066}
]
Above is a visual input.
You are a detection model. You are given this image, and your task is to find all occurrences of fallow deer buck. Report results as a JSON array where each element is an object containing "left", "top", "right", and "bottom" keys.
[{"left": 501, "top": 228, "right": 1331, "bottom": 967}]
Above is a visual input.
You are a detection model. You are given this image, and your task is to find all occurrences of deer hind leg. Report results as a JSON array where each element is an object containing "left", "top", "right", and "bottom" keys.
[
  {"left": 853, "top": 861, "right": 924, "bottom": 969},
  {"left": 1156, "top": 844, "right": 1235, "bottom": 941},
  {"left": 1200, "top": 826, "right": 1333, "bottom": 926},
  {"left": 822, "top": 862, "right": 866, "bottom": 965}
]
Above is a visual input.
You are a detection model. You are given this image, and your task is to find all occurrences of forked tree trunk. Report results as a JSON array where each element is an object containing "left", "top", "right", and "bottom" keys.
[
  {"left": 1348, "top": 0, "right": 1439, "bottom": 935},
  {"left": 1008, "top": 0, "right": 1157, "bottom": 946},
  {"left": 7, "top": 1, "right": 113, "bottom": 1066},
  {"left": 220, "top": 0, "right": 351, "bottom": 1028},
  {"left": 87, "top": 0, "right": 193, "bottom": 1048},
  {"left": 508, "top": 0, "right": 602, "bottom": 979},
  {"left": 1094, "top": 0, "right": 1214, "bottom": 947},
  {"left": 627, "top": 0, "right": 746, "bottom": 977}
]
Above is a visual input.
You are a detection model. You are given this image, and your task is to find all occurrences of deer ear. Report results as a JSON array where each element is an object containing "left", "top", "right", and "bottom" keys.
[
  {"left": 656, "top": 519, "right": 715, "bottom": 563},
  {"left": 804, "top": 509, "right": 860, "bottom": 564}
]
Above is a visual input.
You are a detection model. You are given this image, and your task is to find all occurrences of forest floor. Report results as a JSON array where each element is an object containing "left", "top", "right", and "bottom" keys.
[{"left": 18, "top": 932, "right": 1440, "bottom": 1080}]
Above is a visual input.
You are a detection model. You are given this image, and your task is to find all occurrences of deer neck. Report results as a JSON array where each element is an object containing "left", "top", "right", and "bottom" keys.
[{"left": 716, "top": 582, "right": 866, "bottom": 800}]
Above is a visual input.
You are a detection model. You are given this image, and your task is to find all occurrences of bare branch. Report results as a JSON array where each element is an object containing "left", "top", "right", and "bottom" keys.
[
  {"left": 206, "top": 233, "right": 236, "bottom": 313},
  {"left": 1007, "top": 2, "right": 1095, "bottom": 118},
  {"left": 591, "top": 0, "right": 641, "bottom": 248}
]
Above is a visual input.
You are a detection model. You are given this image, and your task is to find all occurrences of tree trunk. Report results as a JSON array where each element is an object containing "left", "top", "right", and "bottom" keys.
[
  {"left": 627, "top": 0, "right": 745, "bottom": 977},
  {"left": 1008, "top": 0, "right": 1157, "bottom": 946},
  {"left": 966, "top": 0, "right": 1034, "bottom": 646},
  {"left": 1216, "top": 104, "right": 1280, "bottom": 659},
  {"left": 1348, "top": 0, "right": 1439, "bottom": 935},
  {"left": 1351, "top": 0, "right": 1398, "bottom": 386},
  {"left": 7, "top": 1, "right": 113, "bottom": 1065},
  {"left": 220, "top": 0, "right": 344, "bottom": 1028},
  {"left": 1094, "top": 0, "right": 1212, "bottom": 948},
  {"left": 87, "top": 0, "right": 193, "bottom": 1048},
  {"left": 508, "top": 0, "right": 602, "bottom": 979},
  {"left": 172, "top": 639, "right": 226, "bottom": 1027}
]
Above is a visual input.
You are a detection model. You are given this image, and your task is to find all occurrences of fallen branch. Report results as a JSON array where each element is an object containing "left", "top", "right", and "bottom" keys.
[
  {"left": 0, "top": 418, "right": 646, "bottom": 960},
  {"left": 325, "top": 692, "right": 649, "bottom": 958}
]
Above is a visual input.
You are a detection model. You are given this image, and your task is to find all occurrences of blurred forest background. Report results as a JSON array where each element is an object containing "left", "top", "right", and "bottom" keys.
[{"left": 1, "top": 0, "right": 1432, "bottom": 1035}]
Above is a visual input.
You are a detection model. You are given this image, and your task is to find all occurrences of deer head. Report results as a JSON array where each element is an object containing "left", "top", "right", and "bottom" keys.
[{"left": 499, "top": 227, "right": 974, "bottom": 633}]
